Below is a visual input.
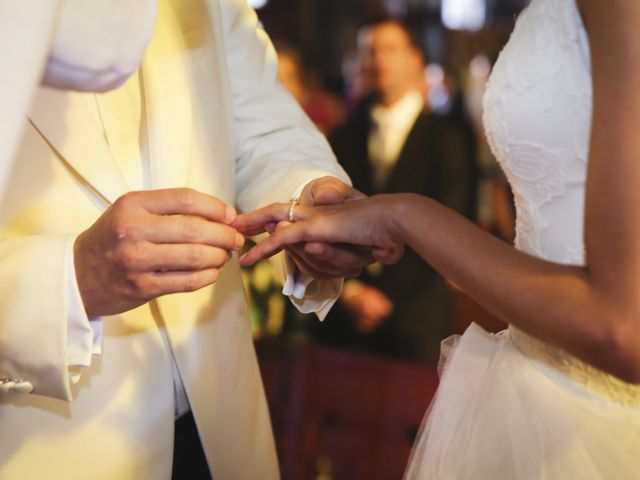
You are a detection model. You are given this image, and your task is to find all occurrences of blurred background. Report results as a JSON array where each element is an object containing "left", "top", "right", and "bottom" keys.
[{"left": 241, "top": 0, "right": 528, "bottom": 478}]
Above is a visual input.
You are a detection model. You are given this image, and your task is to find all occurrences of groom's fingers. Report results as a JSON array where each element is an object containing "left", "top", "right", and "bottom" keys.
[
  {"left": 306, "top": 178, "right": 366, "bottom": 206},
  {"left": 131, "top": 188, "right": 235, "bottom": 224},
  {"left": 305, "top": 177, "right": 352, "bottom": 206},
  {"left": 345, "top": 187, "right": 367, "bottom": 202}
]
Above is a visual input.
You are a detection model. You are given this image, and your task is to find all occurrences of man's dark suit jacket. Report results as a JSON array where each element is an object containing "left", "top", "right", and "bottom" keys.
[{"left": 313, "top": 97, "right": 477, "bottom": 363}]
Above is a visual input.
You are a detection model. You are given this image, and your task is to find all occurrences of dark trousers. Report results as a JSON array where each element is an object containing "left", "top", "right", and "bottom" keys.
[{"left": 172, "top": 412, "right": 213, "bottom": 479}]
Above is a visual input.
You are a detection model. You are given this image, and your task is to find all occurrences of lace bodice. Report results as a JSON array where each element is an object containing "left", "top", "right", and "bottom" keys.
[{"left": 483, "top": 0, "right": 640, "bottom": 405}]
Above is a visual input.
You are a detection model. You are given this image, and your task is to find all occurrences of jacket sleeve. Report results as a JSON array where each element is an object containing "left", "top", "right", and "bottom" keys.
[
  {"left": 0, "top": 1, "right": 60, "bottom": 201},
  {"left": 217, "top": 0, "right": 349, "bottom": 316},
  {"left": 0, "top": 234, "right": 79, "bottom": 401},
  {"left": 0, "top": 1, "right": 156, "bottom": 402},
  {"left": 217, "top": 0, "right": 350, "bottom": 212}
]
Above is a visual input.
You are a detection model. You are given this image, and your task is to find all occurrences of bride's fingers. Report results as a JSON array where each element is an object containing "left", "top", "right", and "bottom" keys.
[
  {"left": 238, "top": 241, "right": 284, "bottom": 266},
  {"left": 284, "top": 245, "right": 337, "bottom": 280},
  {"left": 238, "top": 223, "right": 310, "bottom": 266},
  {"left": 373, "top": 245, "right": 405, "bottom": 265},
  {"left": 237, "top": 224, "right": 269, "bottom": 237},
  {"left": 304, "top": 242, "right": 375, "bottom": 270},
  {"left": 270, "top": 223, "right": 341, "bottom": 278},
  {"left": 233, "top": 203, "right": 289, "bottom": 234},
  {"left": 233, "top": 203, "right": 318, "bottom": 234}
]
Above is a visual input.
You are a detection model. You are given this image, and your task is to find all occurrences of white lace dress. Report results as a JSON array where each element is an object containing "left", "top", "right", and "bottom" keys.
[{"left": 404, "top": 0, "right": 640, "bottom": 478}]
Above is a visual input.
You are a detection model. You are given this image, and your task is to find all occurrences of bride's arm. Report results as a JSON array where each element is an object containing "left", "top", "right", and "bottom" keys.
[
  {"left": 238, "top": 0, "right": 640, "bottom": 383},
  {"left": 239, "top": 188, "right": 638, "bottom": 381},
  {"left": 396, "top": 0, "right": 640, "bottom": 380}
]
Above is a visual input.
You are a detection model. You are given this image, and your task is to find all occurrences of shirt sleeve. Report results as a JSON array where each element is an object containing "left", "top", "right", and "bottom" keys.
[
  {"left": 219, "top": 0, "right": 349, "bottom": 318},
  {"left": 65, "top": 237, "right": 103, "bottom": 384}
]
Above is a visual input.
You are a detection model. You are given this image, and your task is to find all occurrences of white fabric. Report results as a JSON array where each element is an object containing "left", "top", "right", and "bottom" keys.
[
  {"left": 406, "top": 0, "right": 640, "bottom": 478},
  {"left": 68, "top": 73, "right": 340, "bottom": 416},
  {"left": 0, "top": 1, "right": 60, "bottom": 201},
  {"left": 280, "top": 180, "right": 318, "bottom": 300},
  {"left": 0, "top": 0, "right": 349, "bottom": 478},
  {"left": 279, "top": 180, "right": 343, "bottom": 319},
  {"left": 65, "top": 236, "right": 102, "bottom": 372},
  {"left": 0, "top": 1, "right": 155, "bottom": 201},
  {"left": 79, "top": 71, "right": 195, "bottom": 417},
  {"left": 273, "top": 230, "right": 343, "bottom": 318},
  {"left": 406, "top": 324, "right": 640, "bottom": 480},
  {"left": 44, "top": 0, "right": 157, "bottom": 93},
  {"left": 368, "top": 89, "right": 424, "bottom": 189},
  {"left": 90, "top": 72, "right": 146, "bottom": 191}
]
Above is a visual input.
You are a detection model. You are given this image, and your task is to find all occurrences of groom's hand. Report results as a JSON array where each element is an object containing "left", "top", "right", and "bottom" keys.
[
  {"left": 299, "top": 176, "right": 365, "bottom": 206},
  {"left": 285, "top": 177, "right": 375, "bottom": 280},
  {"left": 74, "top": 188, "right": 245, "bottom": 317}
]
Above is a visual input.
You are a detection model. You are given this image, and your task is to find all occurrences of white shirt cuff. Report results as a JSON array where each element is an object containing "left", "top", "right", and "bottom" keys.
[
  {"left": 281, "top": 253, "right": 343, "bottom": 320},
  {"left": 277, "top": 177, "right": 345, "bottom": 320},
  {"left": 280, "top": 179, "right": 316, "bottom": 300},
  {"left": 65, "top": 237, "right": 103, "bottom": 383}
]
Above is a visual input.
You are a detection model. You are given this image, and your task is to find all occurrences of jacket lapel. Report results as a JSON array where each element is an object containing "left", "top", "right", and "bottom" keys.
[
  {"left": 28, "top": 87, "right": 129, "bottom": 205},
  {"left": 27, "top": 0, "right": 192, "bottom": 205},
  {"left": 382, "top": 112, "right": 427, "bottom": 193},
  {"left": 140, "top": 0, "right": 192, "bottom": 191}
]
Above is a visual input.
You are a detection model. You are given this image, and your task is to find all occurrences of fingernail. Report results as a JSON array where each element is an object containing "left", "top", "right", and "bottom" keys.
[
  {"left": 225, "top": 205, "right": 237, "bottom": 224},
  {"left": 238, "top": 253, "right": 249, "bottom": 265},
  {"left": 235, "top": 232, "right": 245, "bottom": 248}
]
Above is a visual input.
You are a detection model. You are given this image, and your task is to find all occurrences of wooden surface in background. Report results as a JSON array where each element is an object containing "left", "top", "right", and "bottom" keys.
[
  {"left": 256, "top": 286, "right": 505, "bottom": 479},
  {"left": 257, "top": 342, "right": 439, "bottom": 480}
]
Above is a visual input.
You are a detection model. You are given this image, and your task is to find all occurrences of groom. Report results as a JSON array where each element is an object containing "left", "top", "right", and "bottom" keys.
[{"left": 0, "top": 1, "right": 370, "bottom": 478}]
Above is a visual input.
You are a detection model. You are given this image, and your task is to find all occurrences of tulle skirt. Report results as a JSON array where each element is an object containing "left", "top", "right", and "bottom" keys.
[{"left": 404, "top": 323, "right": 640, "bottom": 479}]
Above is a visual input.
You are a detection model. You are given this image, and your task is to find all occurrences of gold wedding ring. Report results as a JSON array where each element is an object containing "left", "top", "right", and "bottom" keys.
[{"left": 288, "top": 198, "right": 299, "bottom": 223}]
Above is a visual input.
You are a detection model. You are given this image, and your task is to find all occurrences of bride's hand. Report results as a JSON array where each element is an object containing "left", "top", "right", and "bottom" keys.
[{"left": 235, "top": 194, "right": 406, "bottom": 267}]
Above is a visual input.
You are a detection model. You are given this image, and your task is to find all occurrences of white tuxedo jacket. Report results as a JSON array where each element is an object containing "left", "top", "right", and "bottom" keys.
[
  {"left": 0, "top": 0, "right": 347, "bottom": 478},
  {"left": 0, "top": 0, "right": 155, "bottom": 200},
  {"left": 0, "top": 0, "right": 59, "bottom": 199}
]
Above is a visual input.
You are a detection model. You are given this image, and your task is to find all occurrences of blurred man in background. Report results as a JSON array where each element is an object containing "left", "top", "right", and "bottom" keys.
[{"left": 319, "top": 17, "right": 477, "bottom": 362}]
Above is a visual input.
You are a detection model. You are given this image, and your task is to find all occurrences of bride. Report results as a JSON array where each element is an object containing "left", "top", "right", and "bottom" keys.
[{"left": 236, "top": 0, "right": 640, "bottom": 477}]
